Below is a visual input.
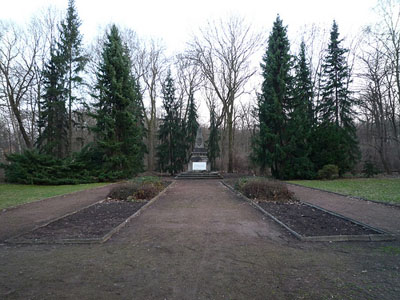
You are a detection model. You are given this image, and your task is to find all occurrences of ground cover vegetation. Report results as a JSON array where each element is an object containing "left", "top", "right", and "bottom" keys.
[
  {"left": 1, "top": 0, "right": 400, "bottom": 182},
  {"left": 288, "top": 178, "right": 400, "bottom": 204},
  {"left": 0, "top": 182, "right": 108, "bottom": 210}
]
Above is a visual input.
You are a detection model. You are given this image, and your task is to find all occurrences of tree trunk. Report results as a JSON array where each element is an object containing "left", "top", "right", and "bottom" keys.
[
  {"left": 8, "top": 95, "right": 32, "bottom": 149},
  {"left": 227, "top": 108, "right": 234, "bottom": 173}
]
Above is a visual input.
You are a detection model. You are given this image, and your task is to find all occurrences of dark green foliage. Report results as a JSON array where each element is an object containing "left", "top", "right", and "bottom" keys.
[
  {"left": 282, "top": 41, "right": 315, "bottom": 179},
  {"left": 186, "top": 93, "right": 199, "bottom": 154},
  {"left": 252, "top": 15, "right": 292, "bottom": 178},
  {"left": 58, "top": 0, "right": 87, "bottom": 150},
  {"left": 317, "top": 164, "right": 339, "bottom": 180},
  {"left": 207, "top": 101, "right": 220, "bottom": 171},
  {"left": 363, "top": 160, "right": 380, "bottom": 178},
  {"left": 0, "top": 150, "right": 95, "bottom": 185},
  {"left": 91, "top": 25, "right": 145, "bottom": 180},
  {"left": 37, "top": 47, "right": 69, "bottom": 159},
  {"left": 156, "top": 72, "right": 187, "bottom": 175},
  {"left": 315, "top": 21, "right": 360, "bottom": 174}
]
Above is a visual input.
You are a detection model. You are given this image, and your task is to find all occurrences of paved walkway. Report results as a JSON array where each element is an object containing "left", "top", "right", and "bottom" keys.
[
  {"left": 287, "top": 183, "right": 400, "bottom": 236},
  {"left": 0, "top": 183, "right": 119, "bottom": 241}
]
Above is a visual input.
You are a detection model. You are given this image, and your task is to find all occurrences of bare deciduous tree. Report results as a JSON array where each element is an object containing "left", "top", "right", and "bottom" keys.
[{"left": 187, "top": 16, "right": 262, "bottom": 172}]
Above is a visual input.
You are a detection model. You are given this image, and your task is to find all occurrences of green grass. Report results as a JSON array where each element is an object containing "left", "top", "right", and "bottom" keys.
[
  {"left": 287, "top": 178, "right": 400, "bottom": 204},
  {"left": 0, "top": 182, "right": 110, "bottom": 210}
]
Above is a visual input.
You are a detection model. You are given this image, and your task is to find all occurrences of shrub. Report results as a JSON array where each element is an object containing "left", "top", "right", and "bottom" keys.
[
  {"left": 317, "top": 164, "right": 339, "bottom": 180},
  {"left": 363, "top": 160, "right": 380, "bottom": 178},
  {"left": 108, "top": 182, "right": 140, "bottom": 200},
  {"left": 0, "top": 150, "right": 96, "bottom": 185},
  {"left": 107, "top": 178, "right": 165, "bottom": 201},
  {"left": 238, "top": 177, "right": 295, "bottom": 203}
]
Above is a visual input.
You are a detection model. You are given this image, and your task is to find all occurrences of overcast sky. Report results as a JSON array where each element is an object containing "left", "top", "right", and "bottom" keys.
[{"left": 1, "top": 0, "right": 378, "bottom": 53}]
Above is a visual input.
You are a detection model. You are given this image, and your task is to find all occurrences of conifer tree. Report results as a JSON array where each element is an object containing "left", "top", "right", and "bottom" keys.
[
  {"left": 37, "top": 46, "right": 69, "bottom": 159},
  {"left": 157, "top": 72, "right": 187, "bottom": 175},
  {"left": 207, "top": 102, "right": 220, "bottom": 171},
  {"left": 252, "top": 16, "right": 292, "bottom": 178},
  {"left": 283, "top": 41, "right": 315, "bottom": 179},
  {"left": 185, "top": 93, "right": 199, "bottom": 154},
  {"left": 58, "top": 0, "right": 87, "bottom": 153},
  {"left": 314, "top": 21, "right": 359, "bottom": 174},
  {"left": 92, "top": 25, "right": 145, "bottom": 179}
]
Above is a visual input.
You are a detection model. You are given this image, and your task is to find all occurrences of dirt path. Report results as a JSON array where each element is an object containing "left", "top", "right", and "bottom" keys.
[
  {"left": 0, "top": 183, "right": 119, "bottom": 241},
  {"left": 287, "top": 183, "right": 400, "bottom": 236},
  {"left": 0, "top": 180, "right": 399, "bottom": 299}
]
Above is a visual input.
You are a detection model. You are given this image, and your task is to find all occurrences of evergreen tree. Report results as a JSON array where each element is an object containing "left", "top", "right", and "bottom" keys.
[
  {"left": 207, "top": 102, "right": 220, "bottom": 171},
  {"left": 37, "top": 46, "right": 69, "bottom": 159},
  {"left": 185, "top": 93, "right": 199, "bottom": 156},
  {"left": 58, "top": 0, "right": 87, "bottom": 153},
  {"left": 282, "top": 41, "right": 315, "bottom": 179},
  {"left": 92, "top": 25, "right": 145, "bottom": 180},
  {"left": 252, "top": 16, "right": 292, "bottom": 178},
  {"left": 157, "top": 72, "right": 187, "bottom": 175},
  {"left": 314, "top": 21, "right": 359, "bottom": 174}
]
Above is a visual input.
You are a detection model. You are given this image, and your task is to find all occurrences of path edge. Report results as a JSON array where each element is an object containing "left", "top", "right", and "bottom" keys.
[
  {"left": 221, "top": 181, "right": 395, "bottom": 242},
  {"left": 286, "top": 182, "right": 400, "bottom": 208},
  {"left": 6, "top": 180, "right": 176, "bottom": 245}
]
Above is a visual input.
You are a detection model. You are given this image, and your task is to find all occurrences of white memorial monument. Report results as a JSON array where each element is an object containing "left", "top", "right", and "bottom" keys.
[{"left": 188, "top": 127, "right": 209, "bottom": 172}]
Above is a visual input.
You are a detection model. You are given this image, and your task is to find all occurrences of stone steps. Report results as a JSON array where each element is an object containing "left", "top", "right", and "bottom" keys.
[{"left": 175, "top": 172, "right": 223, "bottom": 180}]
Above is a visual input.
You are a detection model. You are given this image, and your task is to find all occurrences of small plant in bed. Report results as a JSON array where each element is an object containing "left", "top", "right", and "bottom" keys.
[
  {"left": 108, "top": 176, "right": 167, "bottom": 202},
  {"left": 235, "top": 177, "right": 296, "bottom": 203}
]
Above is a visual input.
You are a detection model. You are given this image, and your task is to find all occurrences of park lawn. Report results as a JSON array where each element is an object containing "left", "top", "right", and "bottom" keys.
[
  {"left": 287, "top": 178, "right": 400, "bottom": 204},
  {"left": 0, "top": 182, "right": 110, "bottom": 210}
]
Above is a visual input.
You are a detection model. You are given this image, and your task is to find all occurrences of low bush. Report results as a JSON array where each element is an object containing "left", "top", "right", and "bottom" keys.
[
  {"left": 236, "top": 177, "right": 295, "bottom": 203},
  {"left": 317, "top": 164, "right": 339, "bottom": 180},
  {"left": 0, "top": 150, "right": 96, "bottom": 185},
  {"left": 363, "top": 160, "right": 380, "bottom": 178},
  {"left": 107, "top": 177, "right": 165, "bottom": 201}
]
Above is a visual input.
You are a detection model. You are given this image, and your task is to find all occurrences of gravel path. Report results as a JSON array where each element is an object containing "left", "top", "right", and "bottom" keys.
[
  {"left": 0, "top": 180, "right": 399, "bottom": 299},
  {"left": 287, "top": 183, "right": 400, "bottom": 236}
]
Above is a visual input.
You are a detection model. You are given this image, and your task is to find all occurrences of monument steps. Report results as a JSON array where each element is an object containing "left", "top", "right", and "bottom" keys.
[{"left": 175, "top": 172, "right": 223, "bottom": 180}]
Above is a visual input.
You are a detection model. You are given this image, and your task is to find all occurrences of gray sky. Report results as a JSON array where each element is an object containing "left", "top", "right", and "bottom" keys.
[{"left": 1, "top": 0, "right": 378, "bottom": 53}]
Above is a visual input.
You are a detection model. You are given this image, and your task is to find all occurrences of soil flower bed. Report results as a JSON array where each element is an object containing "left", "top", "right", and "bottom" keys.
[
  {"left": 223, "top": 177, "right": 392, "bottom": 241},
  {"left": 8, "top": 177, "right": 170, "bottom": 244}
]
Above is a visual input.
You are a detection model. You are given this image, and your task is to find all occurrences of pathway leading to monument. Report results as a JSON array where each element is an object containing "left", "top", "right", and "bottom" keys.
[{"left": 1, "top": 180, "right": 399, "bottom": 299}]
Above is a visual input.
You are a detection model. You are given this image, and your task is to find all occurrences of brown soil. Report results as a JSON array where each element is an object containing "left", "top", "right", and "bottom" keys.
[
  {"left": 11, "top": 201, "right": 147, "bottom": 243},
  {"left": 0, "top": 183, "right": 121, "bottom": 241},
  {"left": 258, "top": 201, "right": 378, "bottom": 236},
  {"left": 287, "top": 183, "right": 400, "bottom": 236},
  {"left": 0, "top": 180, "right": 399, "bottom": 299}
]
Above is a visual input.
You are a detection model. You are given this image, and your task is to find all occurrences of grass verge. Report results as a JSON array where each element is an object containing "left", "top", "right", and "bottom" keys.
[
  {"left": 0, "top": 182, "right": 110, "bottom": 210},
  {"left": 287, "top": 178, "right": 400, "bottom": 204}
]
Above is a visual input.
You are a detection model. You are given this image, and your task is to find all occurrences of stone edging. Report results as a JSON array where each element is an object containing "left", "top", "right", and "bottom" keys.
[
  {"left": 286, "top": 182, "right": 400, "bottom": 208},
  {"left": 221, "top": 181, "right": 395, "bottom": 242},
  {"left": 6, "top": 181, "right": 175, "bottom": 244}
]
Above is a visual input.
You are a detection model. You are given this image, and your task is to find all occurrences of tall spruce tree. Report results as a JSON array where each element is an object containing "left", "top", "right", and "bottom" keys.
[
  {"left": 207, "top": 102, "right": 220, "bottom": 171},
  {"left": 37, "top": 46, "right": 69, "bottom": 159},
  {"left": 252, "top": 16, "right": 292, "bottom": 178},
  {"left": 283, "top": 41, "right": 315, "bottom": 179},
  {"left": 58, "top": 0, "right": 87, "bottom": 153},
  {"left": 92, "top": 25, "right": 145, "bottom": 179},
  {"left": 185, "top": 93, "right": 199, "bottom": 154},
  {"left": 157, "top": 72, "right": 187, "bottom": 175},
  {"left": 314, "top": 21, "right": 359, "bottom": 174}
]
